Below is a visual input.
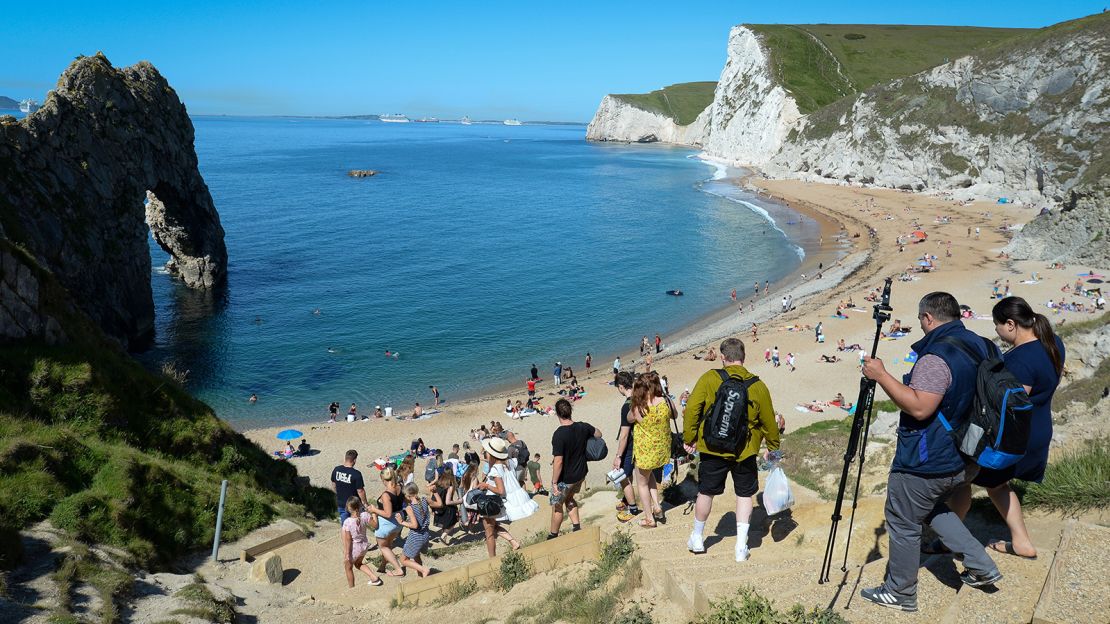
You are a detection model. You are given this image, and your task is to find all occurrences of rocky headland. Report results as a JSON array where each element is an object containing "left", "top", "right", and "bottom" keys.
[
  {"left": 587, "top": 13, "right": 1109, "bottom": 263},
  {"left": 0, "top": 52, "right": 227, "bottom": 349}
]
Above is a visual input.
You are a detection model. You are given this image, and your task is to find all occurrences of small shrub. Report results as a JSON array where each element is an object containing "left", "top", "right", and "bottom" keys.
[
  {"left": 693, "top": 586, "right": 849, "bottom": 624},
  {"left": 844, "top": 33, "right": 866, "bottom": 40},
  {"left": 872, "top": 400, "right": 899, "bottom": 414},
  {"left": 435, "top": 578, "right": 479, "bottom": 604},
  {"left": 614, "top": 604, "right": 654, "bottom": 624},
  {"left": 496, "top": 551, "right": 533, "bottom": 591},
  {"left": 1022, "top": 437, "right": 1110, "bottom": 515},
  {"left": 173, "top": 582, "right": 235, "bottom": 624},
  {"left": 587, "top": 530, "right": 636, "bottom": 588},
  {"left": 160, "top": 362, "right": 188, "bottom": 385}
]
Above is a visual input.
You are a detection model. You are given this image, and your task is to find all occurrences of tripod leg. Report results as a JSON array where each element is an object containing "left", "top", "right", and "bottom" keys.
[{"left": 841, "top": 380, "right": 877, "bottom": 571}]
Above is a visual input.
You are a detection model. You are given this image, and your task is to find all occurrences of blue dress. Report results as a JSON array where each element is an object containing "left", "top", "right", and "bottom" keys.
[{"left": 973, "top": 337, "right": 1064, "bottom": 487}]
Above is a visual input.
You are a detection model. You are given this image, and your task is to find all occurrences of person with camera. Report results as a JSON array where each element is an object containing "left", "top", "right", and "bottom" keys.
[
  {"left": 859, "top": 292, "right": 1002, "bottom": 612},
  {"left": 548, "top": 398, "right": 601, "bottom": 539},
  {"left": 612, "top": 371, "right": 642, "bottom": 523},
  {"left": 683, "top": 337, "right": 780, "bottom": 562}
]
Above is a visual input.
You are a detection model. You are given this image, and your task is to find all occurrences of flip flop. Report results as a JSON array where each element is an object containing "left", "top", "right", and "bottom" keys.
[
  {"left": 367, "top": 578, "right": 384, "bottom": 586},
  {"left": 988, "top": 540, "right": 1037, "bottom": 560}
]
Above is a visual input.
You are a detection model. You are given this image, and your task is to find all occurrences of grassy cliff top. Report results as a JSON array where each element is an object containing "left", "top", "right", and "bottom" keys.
[
  {"left": 747, "top": 24, "right": 1031, "bottom": 113},
  {"left": 611, "top": 81, "right": 717, "bottom": 126}
]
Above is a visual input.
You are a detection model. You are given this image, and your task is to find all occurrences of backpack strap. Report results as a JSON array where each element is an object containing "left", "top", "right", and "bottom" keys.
[{"left": 938, "top": 336, "right": 996, "bottom": 364}]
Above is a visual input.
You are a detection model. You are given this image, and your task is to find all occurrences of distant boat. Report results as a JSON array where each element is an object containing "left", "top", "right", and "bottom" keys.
[
  {"left": 460, "top": 116, "right": 473, "bottom": 125},
  {"left": 503, "top": 118, "right": 522, "bottom": 126},
  {"left": 380, "top": 114, "right": 409, "bottom": 123},
  {"left": 19, "top": 99, "right": 40, "bottom": 113},
  {"left": 415, "top": 117, "right": 439, "bottom": 123}
]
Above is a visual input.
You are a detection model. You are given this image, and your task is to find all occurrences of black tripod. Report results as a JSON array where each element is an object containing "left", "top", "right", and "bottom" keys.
[{"left": 819, "top": 277, "right": 893, "bottom": 584}]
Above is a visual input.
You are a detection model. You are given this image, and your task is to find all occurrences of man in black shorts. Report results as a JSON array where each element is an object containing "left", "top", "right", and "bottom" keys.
[
  {"left": 611, "top": 371, "right": 641, "bottom": 522},
  {"left": 548, "top": 399, "right": 601, "bottom": 539},
  {"left": 683, "top": 337, "right": 780, "bottom": 561}
]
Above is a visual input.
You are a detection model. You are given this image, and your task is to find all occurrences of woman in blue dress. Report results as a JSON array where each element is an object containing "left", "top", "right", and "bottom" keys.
[{"left": 949, "top": 296, "right": 1064, "bottom": 559}]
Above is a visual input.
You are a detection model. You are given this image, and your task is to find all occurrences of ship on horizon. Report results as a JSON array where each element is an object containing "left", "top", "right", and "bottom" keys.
[
  {"left": 503, "top": 118, "right": 522, "bottom": 126},
  {"left": 19, "top": 99, "right": 40, "bottom": 113},
  {"left": 415, "top": 117, "right": 439, "bottom": 123},
  {"left": 460, "top": 116, "right": 472, "bottom": 125},
  {"left": 379, "top": 113, "right": 409, "bottom": 123}
]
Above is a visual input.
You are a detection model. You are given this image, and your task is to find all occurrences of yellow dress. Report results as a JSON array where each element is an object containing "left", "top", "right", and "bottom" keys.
[{"left": 633, "top": 401, "right": 671, "bottom": 470}]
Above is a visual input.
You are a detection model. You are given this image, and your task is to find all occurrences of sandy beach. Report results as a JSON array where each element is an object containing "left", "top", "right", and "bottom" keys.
[{"left": 245, "top": 176, "right": 1107, "bottom": 501}]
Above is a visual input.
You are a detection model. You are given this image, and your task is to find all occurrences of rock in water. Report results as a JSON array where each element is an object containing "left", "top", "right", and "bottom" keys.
[
  {"left": 0, "top": 52, "right": 227, "bottom": 348},
  {"left": 348, "top": 169, "right": 378, "bottom": 178},
  {"left": 249, "top": 553, "right": 283, "bottom": 584}
]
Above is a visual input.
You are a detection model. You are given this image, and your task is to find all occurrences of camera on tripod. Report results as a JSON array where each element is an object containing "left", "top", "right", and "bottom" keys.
[{"left": 819, "top": 276, "right": 895, "bottom": 584}]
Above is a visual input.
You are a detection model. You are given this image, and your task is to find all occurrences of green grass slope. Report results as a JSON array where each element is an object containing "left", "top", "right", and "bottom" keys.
[
  {"left": 611, "top": 81, "right": 717, "bottom": 126},
  {"left": 0, "top": 240, "right": 332, "bottom": 572},
  {"left": 748, "top": 24, "right": 1030, "bottom": 114}
]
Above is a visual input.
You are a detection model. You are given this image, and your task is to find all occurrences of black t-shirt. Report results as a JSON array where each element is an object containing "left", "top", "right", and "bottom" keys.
[
  {"left": 618, "top": 400, "right": 634, "bottom": 458},
  {"left": 551, "top": 421, "right": 596, "bottom": 485},
  {"left": 331, "top": 465, "right": 364, "bottom": 506}
]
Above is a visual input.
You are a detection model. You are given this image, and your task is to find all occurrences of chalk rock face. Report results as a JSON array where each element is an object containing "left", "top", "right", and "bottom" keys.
[
  {"left": 767, "top": 18, "right": 1109, "bottom": 206},
  {"left": 0, "top": 53, "right": 227, "bottom": 348},
  {"left": 700, "top": 26, "right": 803, "bottom": 166},
  {"left": 585, "top": 95, "right": 709, "bottom": 145},
  {"left": 1006, "top": 190, "right": 1110, "bottom": 265}
]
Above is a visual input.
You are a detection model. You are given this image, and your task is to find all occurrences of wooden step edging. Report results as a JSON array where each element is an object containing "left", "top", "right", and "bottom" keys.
[
  {"left": 239, "top": 528, "right": 306, "bottom": 562},
  {"left": 394, "top": 524, "right": 602, "bottom": 606}
]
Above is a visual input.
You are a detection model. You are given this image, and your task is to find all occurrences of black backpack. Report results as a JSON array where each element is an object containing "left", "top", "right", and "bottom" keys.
[
  {"left": 937, "top": 337, "right": 1034, "bottom": 470},
  {"left": 702, "top": 370, "right": 759, "bottom": 453}
]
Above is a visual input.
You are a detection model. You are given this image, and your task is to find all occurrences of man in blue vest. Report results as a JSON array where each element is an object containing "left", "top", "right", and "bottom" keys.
[{"left": 859, "top": 292, "right": 1001, "bottom": 612}]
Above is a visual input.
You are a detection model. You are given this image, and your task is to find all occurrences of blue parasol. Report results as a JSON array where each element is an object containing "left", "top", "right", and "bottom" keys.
[{"left": 276, "top": 429, "right": 303, "bottom": 440}]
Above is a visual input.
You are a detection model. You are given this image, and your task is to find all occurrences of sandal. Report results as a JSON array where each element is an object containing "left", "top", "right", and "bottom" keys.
[
  {"left": 653, "top": 510, "right": 666, "bottom": 525},
  {"left": 615, "top": 501, "right": 628, "bottom": 512},
  {"left": 367, "top": 578, "right": 384, "bottom": 586},
  {"left": 639, "top": 518, "right": 657, "bottom": 529},
  {"left": 988, "top": 540, "right": 1037, "bottom": 560}
]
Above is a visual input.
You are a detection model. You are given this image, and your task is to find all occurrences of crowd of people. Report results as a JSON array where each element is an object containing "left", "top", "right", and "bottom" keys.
[{"left": 325, "top": 281, "right": 1067, "bottom": 615}]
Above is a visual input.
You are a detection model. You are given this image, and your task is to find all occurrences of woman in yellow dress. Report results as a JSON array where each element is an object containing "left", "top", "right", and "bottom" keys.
[{"left": 628, "top": 371, "right": 673, "bottom": 527}]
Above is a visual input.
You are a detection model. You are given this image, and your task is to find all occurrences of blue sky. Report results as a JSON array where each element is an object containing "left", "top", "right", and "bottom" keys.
[{"left": 0, "top": 1, "right": 1103, "bottom": 121}]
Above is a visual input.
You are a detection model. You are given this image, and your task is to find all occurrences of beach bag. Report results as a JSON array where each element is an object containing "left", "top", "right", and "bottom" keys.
[
  {"left": 468, "top": 490, "right": 503, "bottom": 518},
  {"left": 762, "top": 465, "right": 795, "bottom": 515},
  {"left": 500, "top": 466, "right": 539, "bottom": 522},
  {"left": 666, "top": 396, "right": 686, "bottom": 459},
  {"left": 937, "top": 337, "right": 1034, "bottom": 470},
  {"left": 586, "top": 436, "right": 608, "bottom": 462},
  {"left": 703, "top": 371, "right": 759, "bottom": 453}
]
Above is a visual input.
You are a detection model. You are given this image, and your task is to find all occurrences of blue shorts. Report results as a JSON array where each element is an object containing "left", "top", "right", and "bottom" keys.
[
  {"left": 374, "top": 517, "right": 400, "bottom": 540},
  {"left": 338, "top": 506, "right": 350, "bottom": 524}
]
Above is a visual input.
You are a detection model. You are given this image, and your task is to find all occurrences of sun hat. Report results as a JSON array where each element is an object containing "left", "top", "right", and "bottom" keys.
[{"left": 482, "top": 437, "right": 510, "bottom": 460}]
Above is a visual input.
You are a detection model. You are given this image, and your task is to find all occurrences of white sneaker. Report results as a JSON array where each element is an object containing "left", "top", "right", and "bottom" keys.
[
  {"left": 687, "top": 533, "right": 706, "bottom": 554},
  {"left": 735, "top": 544, "right": 750, "bottom": 562}
]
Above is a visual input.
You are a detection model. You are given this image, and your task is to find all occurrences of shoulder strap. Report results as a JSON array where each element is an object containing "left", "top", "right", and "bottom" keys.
[
  {"left": 939, "top": 336, "right": 994, "bottom": 364},
  {"left": 716, "top": 369, "right": 731, "bottom": 383}
]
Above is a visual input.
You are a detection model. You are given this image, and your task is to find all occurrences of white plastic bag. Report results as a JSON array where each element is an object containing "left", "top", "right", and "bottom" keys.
[{"left": 763, "top": 465, "right": 795, "bottom": 515}]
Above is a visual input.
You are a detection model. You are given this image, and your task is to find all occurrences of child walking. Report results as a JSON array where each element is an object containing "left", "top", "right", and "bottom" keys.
[
  {"left": 527, "top": 453, "right": 547, "bottom": 494},
  {"left": 430, "top": 471, "right": 462, "bottom": 545},
  {"left": 340, "top": 497, "right": 383, "bottom": 587},
  {"left": 398, "top": 483, "right": 433, "bottom": 577}
]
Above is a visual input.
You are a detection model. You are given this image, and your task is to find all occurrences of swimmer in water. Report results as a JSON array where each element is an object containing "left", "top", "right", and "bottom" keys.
[
  {"left": 313, "top": 308, "right": 321, "bottom": 315},
  {"left": 248, "top": 393, "right": 257, "bottom": 403},
  {"left": 327, "top": 347, "right": 336, "bottom": 353}
]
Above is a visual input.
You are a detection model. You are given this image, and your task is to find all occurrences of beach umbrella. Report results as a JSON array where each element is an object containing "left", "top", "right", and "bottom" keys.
[
  {"left": 917, "top": 260, "right": 931, "bottom": 267},
  {"left": 276, "top": 429, "right": 303, "bottom": 440},
  {"left": 910, "top": 230, "right": 927, "bottom": 239},
  {"left": 1088, "top": 278, "right": 1104, "bottom": 284}
]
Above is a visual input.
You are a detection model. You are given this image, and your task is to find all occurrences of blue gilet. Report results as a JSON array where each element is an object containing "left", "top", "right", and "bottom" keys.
[{"left": 891, "top": 320, "right": 994, "bottom": 476}]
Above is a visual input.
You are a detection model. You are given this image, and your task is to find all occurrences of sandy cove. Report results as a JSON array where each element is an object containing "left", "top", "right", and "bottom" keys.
[{"left": 245, "top": 177, "right": 1106, "bottom": 501}]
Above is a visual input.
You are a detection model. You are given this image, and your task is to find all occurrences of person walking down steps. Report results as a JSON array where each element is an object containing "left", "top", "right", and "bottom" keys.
[{"left": 683, "top": 338, "right": 780, "bottom": 562}]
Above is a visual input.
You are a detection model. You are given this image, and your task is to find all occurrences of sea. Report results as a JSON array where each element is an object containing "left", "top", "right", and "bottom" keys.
[{"left": 125, "top": 116, "right": 820, "bottom": 429}]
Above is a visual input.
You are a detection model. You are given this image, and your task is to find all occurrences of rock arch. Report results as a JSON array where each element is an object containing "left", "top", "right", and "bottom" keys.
[{"left": 0, "top": 53, "right": 226, "bottom": 348}]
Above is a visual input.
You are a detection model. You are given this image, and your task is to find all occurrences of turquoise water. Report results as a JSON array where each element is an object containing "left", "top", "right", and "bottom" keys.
[{"left": 141, "top": 117, "right": 812, "bottom": 428}]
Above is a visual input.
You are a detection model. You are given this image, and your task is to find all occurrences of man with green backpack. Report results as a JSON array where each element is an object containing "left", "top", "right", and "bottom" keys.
[{"left": 683, "top": 337, "right": 780, "bottom": 562}]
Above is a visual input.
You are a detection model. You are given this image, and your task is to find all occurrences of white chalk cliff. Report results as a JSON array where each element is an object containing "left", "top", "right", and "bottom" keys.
[
  {"left": 699, "top": 26, "right": 803, "bottom": 166},
  {"left": 585, "top": 95, "right": 709, "bottom": 145},
  {"left": 587, "top": 14, "right": 1109, "bottom": 261}
]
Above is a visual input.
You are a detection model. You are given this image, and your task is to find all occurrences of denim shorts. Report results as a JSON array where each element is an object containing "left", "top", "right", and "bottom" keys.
[{"left": 374, "top": 517, "right": 400, "bottom": 540}]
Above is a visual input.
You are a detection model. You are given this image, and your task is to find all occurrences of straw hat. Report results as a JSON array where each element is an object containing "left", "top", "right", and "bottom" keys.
[{"left": 482, "top": 437, "right": 510, "bottom": 460}]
